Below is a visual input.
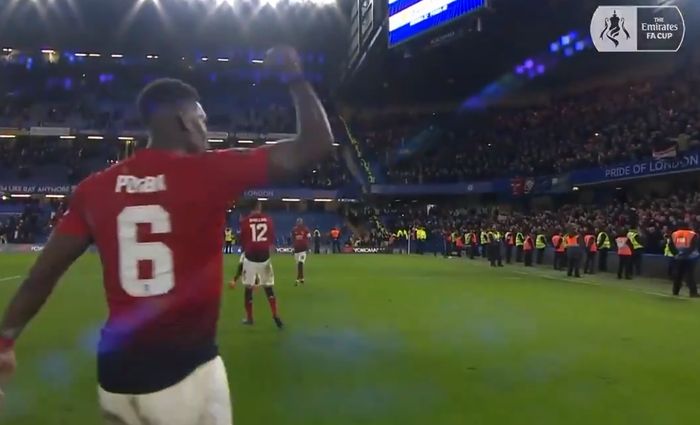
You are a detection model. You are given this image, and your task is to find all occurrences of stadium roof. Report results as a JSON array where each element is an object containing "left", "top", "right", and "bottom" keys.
[
  {"left": 0, "top": 0, "right": 349, "bottom": 53},
  {"left": 2, "top": 0, "right": 697, "bottom": 105}
]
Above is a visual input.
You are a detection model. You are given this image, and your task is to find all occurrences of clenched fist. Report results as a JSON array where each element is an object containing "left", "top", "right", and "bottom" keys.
[{"left": 265, "top": 46, "right": 304, "bottom": 78}]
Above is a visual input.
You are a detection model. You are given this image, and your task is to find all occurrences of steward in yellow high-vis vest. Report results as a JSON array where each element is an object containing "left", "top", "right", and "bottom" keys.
[
  {"left": 662, "top": 233, "right": 675, "bottom": 280},
  {"left": 535, "top": 232, "right": 547, "bottom": 265},
  {"left": 596, "top": 229, "right": 611, "bottom": 272},
  {"left": 515, "top": 231, "right": 525, "bottom": 262},
  {"left": 480, "top": 231, "right": 489, "bottom": 258},
  {"left": 627, "top": 229, "right": 644, "bottom": 276},
  {"left": 224, "top": 227, "right": 234, "bottom": 254}
]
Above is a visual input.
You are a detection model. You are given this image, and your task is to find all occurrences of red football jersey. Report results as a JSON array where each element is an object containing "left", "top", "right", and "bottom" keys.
[
  {"left": 292, "top": 225, "right": 310, "bottom": 252},
  {"left": 240, "top": 212, "right": 275, "bottom": 260},
  {"left": 56, "top": 148, "right": 268, "bottom": 359}
]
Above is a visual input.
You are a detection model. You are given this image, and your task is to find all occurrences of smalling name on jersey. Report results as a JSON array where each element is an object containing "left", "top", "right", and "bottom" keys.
[
  {"left": 248, "top": 217, "right": 268, "bottom": 223},
  {"left": 115, "top": 175, "right": 167, "bottom": 194}
]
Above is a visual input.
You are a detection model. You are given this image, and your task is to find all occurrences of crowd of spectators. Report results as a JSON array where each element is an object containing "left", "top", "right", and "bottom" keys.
[
  {"left": 375, "top": 70, "right": 700, "bottom": 184},
  {"left": 0, "top": 60, "right": 352, "bottom": 187},
  {"left": 0, "top": 135, "right": 350, "bottom": 189},
  {"left": 367, "top": 186, "right": 700, "bottom": 255},
  {"left": 2, "top": 57, "right": 700, "bottom": 248},
  {"left": 0, "top": 58, "right": 315, "bottom": 133},
  {"left": 0, "top": 138, "right": 122, "bottom": 184},
  {"left": 0, "top": 200, "right": 65, "bottom": 244},
  {"left": 4, "top": 60, "right": 699, "bottom": 189}
]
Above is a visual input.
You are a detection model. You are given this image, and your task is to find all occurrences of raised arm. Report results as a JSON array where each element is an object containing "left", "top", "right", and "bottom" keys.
[{"left": 263, "top": 46, "right": 334, "bottom": 183}]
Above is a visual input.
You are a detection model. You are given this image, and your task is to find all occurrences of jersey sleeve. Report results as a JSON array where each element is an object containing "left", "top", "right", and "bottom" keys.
[
  {"left": 54, "top": 183, "right": 91, "bottom": 238},
  {"left": 203, "top": 148, "right": 270, "bottom": 200}
]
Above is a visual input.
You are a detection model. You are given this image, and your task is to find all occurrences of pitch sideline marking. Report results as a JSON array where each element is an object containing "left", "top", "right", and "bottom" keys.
[
  {"left": 0, "top": 275, "right": 21, "bottom": 283},
  {"left": 461, "top": 260, "right": 688, "bottom": 300},
  {"left": 508, "top": 269, "right": 681, "bottom": 299}
]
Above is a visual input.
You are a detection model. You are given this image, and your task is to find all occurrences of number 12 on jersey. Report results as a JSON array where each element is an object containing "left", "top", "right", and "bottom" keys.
[{"left": 249, "top": 222, "right": 268, "bottom": 242}]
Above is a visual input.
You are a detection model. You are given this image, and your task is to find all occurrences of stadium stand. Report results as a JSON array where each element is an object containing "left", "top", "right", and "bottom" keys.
[
  {"left": 378, "top": 71, "right": 700, "bottom": 183},
  {"left": 2, "top": 60, "right": 700, "bottom": 248}
]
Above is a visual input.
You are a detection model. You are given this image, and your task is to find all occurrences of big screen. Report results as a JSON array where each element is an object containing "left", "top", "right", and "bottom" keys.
[{"left": 388, "top": 0, "right": 486, "bottom": 47}]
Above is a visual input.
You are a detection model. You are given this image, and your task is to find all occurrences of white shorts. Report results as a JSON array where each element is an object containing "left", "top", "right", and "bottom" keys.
[
  {"left": 294, "top": 251, "right": 307, "bottom": 264},
  {"left": 238, "top": 254, "right": 245, "bottom": 264},
  {"left": 98, "top": 356, "right": 231, "bottom": 425},
  {"left": 242, "top": 257, "right": 274, "bottom": 287}
]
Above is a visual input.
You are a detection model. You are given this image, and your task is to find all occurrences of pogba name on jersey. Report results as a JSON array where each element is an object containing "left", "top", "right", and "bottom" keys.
[{"left": 115, "top": 174, "right": 167, "bottom": 193}]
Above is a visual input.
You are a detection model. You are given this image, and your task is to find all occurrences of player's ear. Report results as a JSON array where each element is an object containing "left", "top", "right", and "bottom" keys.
[{"left": 176, "top": 113, "right": 189, "bottom": 133}]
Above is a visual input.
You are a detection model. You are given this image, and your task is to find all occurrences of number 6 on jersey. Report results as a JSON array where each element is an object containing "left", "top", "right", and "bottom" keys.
[{"left": 118, "top": 205, "right": 174, "bottom": 297}]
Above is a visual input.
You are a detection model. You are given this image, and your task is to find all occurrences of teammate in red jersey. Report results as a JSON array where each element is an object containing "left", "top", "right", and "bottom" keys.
[
  {"left": 238, "top": 202, "right": 282, "bottom": 328},
  {"left": 0, "top": 46, "right": 333, "bottom": 424},
  {"left": 292, "top": 217, "right": 311, "bottom": 285}
]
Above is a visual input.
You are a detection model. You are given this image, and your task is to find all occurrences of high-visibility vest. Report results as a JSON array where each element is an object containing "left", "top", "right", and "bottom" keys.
[
  {"left": 671, "top": 230, "right": 696, "bottom": 249},
  {"left": 627, "top": 231, "right": 643, "bottom": 249},
  {"left": 523, "top": 236, "right": 534, "bottom": 251},
  {"left": 515, "top": 232, "right": 524, "bottom": 247},
  {"left": 331, "top": 228, "right": 340, "bottom": 239},
  {"left": 505, "top": 232, "right": 514, "bottom": 246},
  {"left": 552, "top": 235, "right": 565, "bottom": 252},
  {"left": 566, "top": 234, "right": 579, "bottom": 247},
  {"left": 616, "top": 236, "right": 632, "bottom": 256},
  {"left": 480, "top": 232, "right": 489, "bottom": 244},
  {"left": 493, "top": 231, "right": 502, "bottom": 241},
  {"left": 664, "top": 237, "right": 674, "bottom": 257},
  {"left": 536, "top": 234, "right": 546, "bottom": 249},
  {"left": 584, "top": 234, "right": 597, "bottom": 252},
  {"left": 597, "top": 232, "right": 611, "bottom": 249}
]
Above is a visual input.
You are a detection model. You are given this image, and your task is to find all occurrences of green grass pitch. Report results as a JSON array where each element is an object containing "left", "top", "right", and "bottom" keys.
[{"left": 1, "top": 253, "right": 699, "bottom": 424}]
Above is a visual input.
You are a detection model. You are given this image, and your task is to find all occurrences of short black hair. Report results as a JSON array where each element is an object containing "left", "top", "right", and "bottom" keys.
[{"left": 137, "top": 78, "right": 200, "bottom": 124}]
